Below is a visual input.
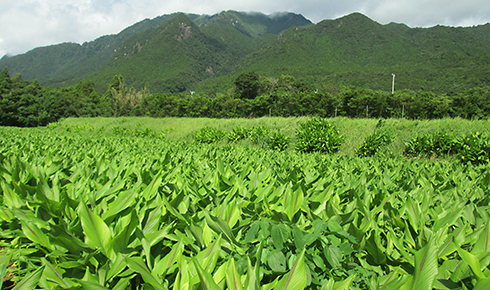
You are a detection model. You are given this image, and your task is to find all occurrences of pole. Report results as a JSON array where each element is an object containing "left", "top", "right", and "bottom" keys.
[
  {"left": 392, "top": 73, "right": 396, "bottom": 95},
  {"left": 335, "top": 106, "right": 337, "bottom": 118},
  {"left": 402, "top": 104, "right": 405, "bottom": 119}
]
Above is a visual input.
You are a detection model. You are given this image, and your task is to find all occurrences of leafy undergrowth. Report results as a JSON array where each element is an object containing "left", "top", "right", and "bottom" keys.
[{"left": 1, "top": 127, "right": 490, "bottom": 289}]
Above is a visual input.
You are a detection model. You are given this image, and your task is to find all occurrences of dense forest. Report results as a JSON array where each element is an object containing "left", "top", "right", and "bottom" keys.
[
  {"left": 1, "top": 68, "right": 489, "bottom": 127},
  {"left": 1, "top": 12, "right": 490, "bottom": 95}
]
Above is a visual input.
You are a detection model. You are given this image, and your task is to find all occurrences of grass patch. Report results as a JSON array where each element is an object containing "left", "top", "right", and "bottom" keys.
[{"left": 53, "top": 117, "right": 490, "bottom": 156}]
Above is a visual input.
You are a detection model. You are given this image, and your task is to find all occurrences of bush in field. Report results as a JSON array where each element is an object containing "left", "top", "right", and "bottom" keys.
[
  {"left": 295, "top": 118, "right": 344, "bottom": 153},
  {"left": 266, "top": 131, "right": 289, "bottom": 151},
  {"left": 457, "top": 132, "right": 490, "bottom": 164},
  {"left": 357, "top": 131, "right": 392, "bottom": 157},
  {"left": 248, "top": 126, "right": 270, "bottom": 144},
  {"left": 194, "top": 126, "right": 226, "bottom": 144},
  {"left": 112, "top": 126, "right": 132, "bottom": 136},
  {"left": 404, "top": 131, "right": 457, "bottom": 157},
  {"left": 134, "top": 128, "right": 157, "bottom": 138},
  {"left": 227, "top": 126, "right": 252, "bottom": 142}
]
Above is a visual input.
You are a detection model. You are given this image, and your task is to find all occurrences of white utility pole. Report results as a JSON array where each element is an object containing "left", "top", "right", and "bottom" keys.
[{"left": 392, "top": 73, "right": 396, "bottom": 94}]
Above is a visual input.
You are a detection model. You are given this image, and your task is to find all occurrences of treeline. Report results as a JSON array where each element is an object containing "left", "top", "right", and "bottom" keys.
[{"left": 1, "top": 68, "right": 490, "bottom": 127}]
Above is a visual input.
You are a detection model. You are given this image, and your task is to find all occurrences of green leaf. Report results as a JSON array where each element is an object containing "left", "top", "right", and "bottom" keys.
[
  {"left": 365, "top": 234, "right": 386, "bottom": 265},
  {"left": 78, "top": 202, "right": 113, "bottom": 258},
  {"left": 78, "top": 280, "right": 110, "bottom": 290},
  {"left": 472, "top": 223, "right": 490, "bottom": 255},
  {"left": 42, "top": 258, "right": 71, "bottom": 288},
  {"left": 101, "top": 188, "right": 138, "bottom": 221},
  {"left": 275, "top": 249, "right": 307, "bottom": 290},
  {"left": 284, "top": 185, "right": 304, "bottom": 221},
  {"left": 141, "top": 171, "right": 163, "bottom": 201},
  {"left": 324, "top": 245, "right": 342, "bottom": 269},
  {"left": 268, "top": 250, "right": 287, "bottom": 272},
  {"left": 0, "top": 253, "right": 12, "bottom": 290},
  {"left": 125, "top": 256, "right": 165, "bottom": 290},
  {"left": 474, "top": 277, "right": 490, "bottom": 290},
  {"left": 225, "top": 258, "right": 244, "bottom": 290},
  {"left": 410, "top": 239, "right": 439, "bottom": 290},
  {"left": 192, "top": 257, "right": 221, "bottom": 290},
  {"left": 13, "top": 265, "right": 45, "bottom": 290},
  {"left": 152, "top": 240, "right": 183, "bottom": 277},
  {"left": 204, "top": 211, "right": 242, "bottom": 247},
  {"left": 333, "top": 274, "right": 356, "bottom": 290},
  {"left": 457, "top": 247, "right": 486, "bottom": 280},
  {"left": 21, "top": 221, "right": 52, "bottom": 250}
]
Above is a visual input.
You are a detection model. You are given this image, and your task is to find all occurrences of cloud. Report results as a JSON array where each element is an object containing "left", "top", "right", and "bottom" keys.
[{"left": 1, "top": 0, "right": 489, "bottom": 57}]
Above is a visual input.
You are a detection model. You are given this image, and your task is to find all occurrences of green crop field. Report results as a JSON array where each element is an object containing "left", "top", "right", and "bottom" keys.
[{"left": 1, "top": 119, "right": 490, "bottom": 289}]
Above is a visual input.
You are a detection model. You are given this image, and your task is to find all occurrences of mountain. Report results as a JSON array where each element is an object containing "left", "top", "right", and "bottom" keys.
[
  {"left": 0, "top": 14, "right": 181, "bottom": 83},
  {"left": 231, "top": 12, "right": 490, "bottom": 93},
  {"left": 0, "top": 10, "right": 311, "bottom": 91},
  {"left": 1, "top": 11, "right": 490, "bottom": 94}
]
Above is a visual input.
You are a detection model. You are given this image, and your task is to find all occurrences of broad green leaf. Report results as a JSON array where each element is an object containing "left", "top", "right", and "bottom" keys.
[
  {"left": 410, "top": 239, "right": 439, "bottom": 290},
  {"left": 284, "top": 185, "right": 304, "bottom": 221},
  {"left": 0, "top": 253, "right": 12, "bottom": 290},
  {"left": 472, "top": 223, "right": 490, "bottom": 255},
  {"left": 333, "top": 274, "right": 356, "bottom": 290},
  {"left": 275, "top": 249, "right": 307, "bottom": 290},
  {"left": 141, "top": 171, "right": 163, "bottom": 201},
  {"left": 21, "top": 221, "right": 52, "bottom": 250},
  {"left": 204, "top": 211, "right": 242, "bottom": 247},
  {"left": 78, "top": 280, "right": 110, "bottom": 290},
  {"left": 324, "top": 245, "right": 342, "bottom": 269},
  {"left": 225, "top": 258, "right": 244, "bottom": 290},
  {"left": 78, "top": 202, "right": 113, "bottom": 258},
  {"left": 474, "top": 277, "right": 490, "bottom": 290},
  {"left": 175, "top": 255, "right": 190, "bottom": 290},
  {"left": 112, "top": 275, "right": 135, "bottom": 290},
  {"left": 457, "top": 248, "right": 486, "bottom": 280},
  {"left": 365, "top": 234, "right": 386, "bottom": 265},
  {"left": 192, "top": 257, "right": 221, "bottom": 290},
  {"left": 13, "top": 265, "right": 45, "bottom": 290},
  {"left": 42, "top": 258, "right": 71, "bottom": 288},
  {"left": 125, "top": 256, "right": 165, "bottom": 290},
  {"left": 244, "top": 256, "right": 259, "bottom": 290},
  {"left": 111, "top": 210, "right": 138, "bottom": 254},
  {"left": 106, "top": 253, "right": 127, "bottom": 281},
  {"left": 101, "top": 188, "right": 138, "bottom": 221},
  {"left": 268, "top": 249, "right": 287, "bottom": 272},
  {"left": 152, "top": 240, "right": 183, "bottom": 277}
]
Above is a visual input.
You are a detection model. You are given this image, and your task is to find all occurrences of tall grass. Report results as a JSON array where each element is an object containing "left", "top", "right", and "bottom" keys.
[{"left": 55, "top": 117, "right": 490, "bottom": 156}]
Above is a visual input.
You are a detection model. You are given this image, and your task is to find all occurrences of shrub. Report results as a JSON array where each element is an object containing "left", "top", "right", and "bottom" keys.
[
  {"left": 227, "top": 126, "right": 252, "bottom": 142},
  {"left": 295, "top": 118, "right": 344, "bottom": 154},
  {"left": 357, "top": 131, "right": 392, "bottom": 157},
  {"left": 266, "top": 131, "right": 289, "bottom": 151},
  {"left": 457, "top": 132, "right": 490, "bottom": 164},
  {"left": 194, "top": 127, "right": 226, "bottom": 144},
  {"left": 404, "top": 131, "right": 457, "bottom": 157},
  {"left": 248, "top": 126, "right": 270, "bottom": 144}
]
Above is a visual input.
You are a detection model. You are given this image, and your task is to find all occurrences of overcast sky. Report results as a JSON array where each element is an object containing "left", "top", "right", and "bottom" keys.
[{"left": 1, "top": 0, "right": 489, "bottom": 57}]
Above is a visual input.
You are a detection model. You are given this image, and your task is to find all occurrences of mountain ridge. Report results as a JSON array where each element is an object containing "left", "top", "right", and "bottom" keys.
[{"left": 1, "top": 11, "right": 490, "bottom": 94}]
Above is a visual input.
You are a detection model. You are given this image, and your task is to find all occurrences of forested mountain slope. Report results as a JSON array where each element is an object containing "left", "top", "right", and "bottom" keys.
[{"left": 1, "top": 11, "right": 489, "bottom": 94}]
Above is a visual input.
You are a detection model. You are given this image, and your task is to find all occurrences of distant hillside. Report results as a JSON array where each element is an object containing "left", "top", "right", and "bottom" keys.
[
  {"left": 1, "top": 11, "right": 490, "bottom": 94},
  {"left": 227, "top": 13, "right": 490, "bottom": 93},
  {"left": 0, "top": 10, "right": 311, "bottom": 91}
]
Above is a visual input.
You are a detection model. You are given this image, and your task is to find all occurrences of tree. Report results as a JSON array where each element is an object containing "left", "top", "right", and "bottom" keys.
[{"left": 234, "top": 72, "right": 261, "bottom": 99}]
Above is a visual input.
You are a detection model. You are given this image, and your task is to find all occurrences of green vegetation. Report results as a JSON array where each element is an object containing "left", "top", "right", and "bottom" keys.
[
  {"left": 48, "top": 116, "right": 490, "bottom": 159},
  {"left": 1, "top": 126, "right": 490, "bottom": 289},
  {"left": 2, "top": 68, "right": 490, "bottom": 128},
  {"left": 295, "top": 118, "right": 344, "bottom": 154},
  {"left": 404, "top": 131, "right": 490, "bottom": 164},
  {"left": 2, "top": 12, "right": 490, "bottom": 95}
]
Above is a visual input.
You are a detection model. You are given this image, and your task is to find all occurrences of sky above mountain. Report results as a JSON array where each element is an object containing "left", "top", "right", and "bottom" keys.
[{"left": 1, "top": 0, "right": 489, "bottom": 58}]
